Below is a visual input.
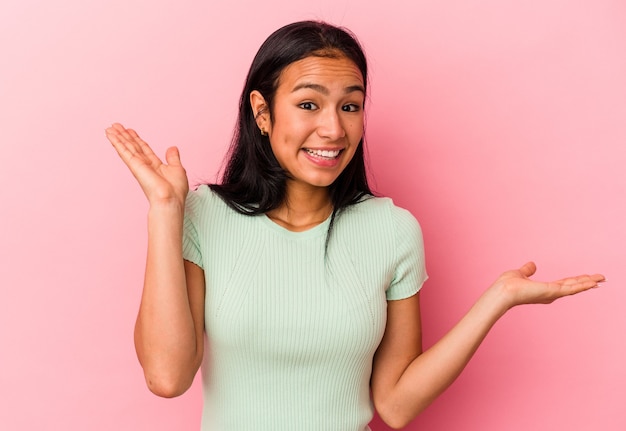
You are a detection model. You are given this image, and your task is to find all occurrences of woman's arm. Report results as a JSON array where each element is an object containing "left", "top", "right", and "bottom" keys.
[
  {"left": 371, "top": 262, "right": 604, "bottom": 429},
  {"left": 106, "top": 123, "right": 205, "bottom": 397},
  {"left": 135, "top": 206, "right": 206, "bottom": 397}
]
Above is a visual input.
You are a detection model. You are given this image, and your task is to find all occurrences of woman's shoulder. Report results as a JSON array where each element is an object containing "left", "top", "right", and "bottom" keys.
[
  {"left": 186, "top": 184, "right": 225, "bottom": 205},
  {"left": 184, "top": 184, "right": 233, "bottom": 219},
  {"left": 347, "top": 195, "right": 419, "bottom": 225},
  {"left": 188, "top": 183, "right": 215, "bottom": 198},
  {"left": 337, "top": 196, "right": 423, "bottom": 244},
  {"left": 332, "top": 196, "right": 425, "bottom": 284}
]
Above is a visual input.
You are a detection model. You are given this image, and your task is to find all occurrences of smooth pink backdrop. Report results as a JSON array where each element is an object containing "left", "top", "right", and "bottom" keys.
[{"left": 1, "top": 1, "right": 624, "bottom": 430}]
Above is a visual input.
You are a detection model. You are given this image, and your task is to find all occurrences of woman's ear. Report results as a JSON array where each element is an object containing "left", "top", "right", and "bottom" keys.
[{"left": 250, "top": 90, "right": 270, "bottom": 136}]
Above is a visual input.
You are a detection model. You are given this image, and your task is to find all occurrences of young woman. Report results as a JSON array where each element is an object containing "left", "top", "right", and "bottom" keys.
[{"left": 105, "top": 21, "right": 604, "bottom": 431}]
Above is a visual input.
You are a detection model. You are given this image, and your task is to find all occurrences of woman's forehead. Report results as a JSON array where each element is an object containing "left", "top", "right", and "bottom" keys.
[{"left": 277, "top": 55, "right": 364, "bottom": 92}]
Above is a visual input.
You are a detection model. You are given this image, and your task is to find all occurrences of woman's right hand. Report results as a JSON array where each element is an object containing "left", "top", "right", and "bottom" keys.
[{"left": 105, "top": 123, "right": 189, "bottom": 207}]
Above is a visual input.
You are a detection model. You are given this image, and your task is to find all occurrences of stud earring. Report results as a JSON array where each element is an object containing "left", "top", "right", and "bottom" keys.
[{"left": 260, "top": 129, "right": 268, "bottom": 136}]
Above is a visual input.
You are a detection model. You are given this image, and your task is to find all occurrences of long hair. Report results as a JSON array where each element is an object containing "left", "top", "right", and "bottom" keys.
[{"left": 210, "top": 21, "right": 373, "bottom": 230}]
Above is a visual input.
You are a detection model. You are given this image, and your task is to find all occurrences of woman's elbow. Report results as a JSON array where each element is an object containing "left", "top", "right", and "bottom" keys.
[
  {"left": 377, "top": 410, "right": 412, "bottom": 430},
  {"left": 374, "top": 397, "right": 422, "bottom": 430},
  {"left": 143, "top": 370, "right": 194, "bottom": 398}
]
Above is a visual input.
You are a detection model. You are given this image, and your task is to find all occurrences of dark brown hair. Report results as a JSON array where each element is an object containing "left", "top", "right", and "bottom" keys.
[{"left": 210, "top": 21, "right": 372, "bottom": 231}]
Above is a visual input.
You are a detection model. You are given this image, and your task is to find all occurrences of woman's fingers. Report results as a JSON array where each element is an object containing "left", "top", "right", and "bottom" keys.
[
  {"left": 559, "top": 274, "right": 605, "bottom": 293},
  {"left": 106, "top": 123, "right": 163, "bottom": 170},
  {"left": 106, "top": 126, "right": 138, "bottom": 163},
  {"left": 551, "top": 273, "right": 605, "bottom": 288},
  {"left": 165, "top": 146, "right": 183, "bottom": 167},
  {"left": 518, "top": 262, "right": 537, "bottom": 278},
  {"left": 109, "top": 123, "right": 137, "bottom": 151},
  {"left": 545, "top": 272, "right": 605, "bottom": 299},
  {"left": 126, "top": 128, "right": 163, "bottom": 169}
]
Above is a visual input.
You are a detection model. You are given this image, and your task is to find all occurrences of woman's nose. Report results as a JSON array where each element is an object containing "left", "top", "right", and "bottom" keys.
[{"left": 316, "top": 109, "right": 346, "bottom": 140}]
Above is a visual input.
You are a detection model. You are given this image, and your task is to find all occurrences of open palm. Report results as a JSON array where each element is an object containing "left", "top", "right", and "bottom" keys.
[
  {"left": 105, "top": 123, "right": 189, "bottom": 206},
  {"left": 496, "top": 262, "right": 605, "bottom": 309}
]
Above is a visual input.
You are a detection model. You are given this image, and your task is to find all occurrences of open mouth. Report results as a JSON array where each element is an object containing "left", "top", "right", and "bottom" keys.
[{"left": 303, "top": 148, "right": 342, "bottom": 159}]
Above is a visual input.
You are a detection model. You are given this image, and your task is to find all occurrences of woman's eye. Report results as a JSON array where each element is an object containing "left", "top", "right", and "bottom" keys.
[
  {"left": 299, "top": 102, "right": 318, "bottom": 110},
  {"left": 342, "top": 103, "right": 361, "bottom": 112}
]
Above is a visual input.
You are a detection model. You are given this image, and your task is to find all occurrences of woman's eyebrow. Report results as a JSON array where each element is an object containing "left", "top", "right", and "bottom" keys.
[{"left": 292, "top": 82, "right": 365, "bottom": 95}]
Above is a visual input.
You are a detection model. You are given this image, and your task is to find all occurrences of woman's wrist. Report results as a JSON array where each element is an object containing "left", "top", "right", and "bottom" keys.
[
  {"left": 148, "top": 198, "right": 185, "bottom": 215},
  {"left": 480, "top": 281, "right": 515, "bottom": 320},
  {"left": 147, "top": 200, "right": 185, "bottom": 234}
]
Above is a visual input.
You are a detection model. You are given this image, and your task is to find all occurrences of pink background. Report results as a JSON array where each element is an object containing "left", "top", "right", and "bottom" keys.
[{"left": 1, "top": 0, "right": 624, "bottom": 430}]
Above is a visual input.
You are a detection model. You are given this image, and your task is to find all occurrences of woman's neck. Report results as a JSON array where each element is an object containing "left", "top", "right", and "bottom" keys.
[{"left": 266, "top": 183, "right": 332, "bottom": 232}]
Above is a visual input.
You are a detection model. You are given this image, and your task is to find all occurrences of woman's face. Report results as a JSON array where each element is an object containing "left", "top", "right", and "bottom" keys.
[{"left": 263, "top": 55, "right": 365, "bottom": 191}]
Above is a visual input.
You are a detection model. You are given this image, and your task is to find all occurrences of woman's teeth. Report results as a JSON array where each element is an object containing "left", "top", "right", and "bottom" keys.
[{"left": 304, "top": 149, "right": 341, "bottom": 159}]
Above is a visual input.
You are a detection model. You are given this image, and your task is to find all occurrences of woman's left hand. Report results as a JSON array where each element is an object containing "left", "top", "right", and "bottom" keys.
[{"left": 494, "top": 262, "right": 605, "bottom": 310}]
